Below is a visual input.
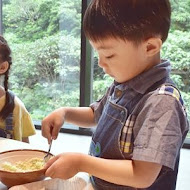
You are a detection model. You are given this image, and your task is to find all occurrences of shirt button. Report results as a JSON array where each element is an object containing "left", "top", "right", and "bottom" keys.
[{"left": 116, "top": 89, "right": 122, "bottom": 98}]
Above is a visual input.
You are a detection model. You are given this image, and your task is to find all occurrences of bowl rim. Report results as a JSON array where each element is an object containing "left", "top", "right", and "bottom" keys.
[{"left": 0, "top": 149, "right": 53, "bottom": 174}]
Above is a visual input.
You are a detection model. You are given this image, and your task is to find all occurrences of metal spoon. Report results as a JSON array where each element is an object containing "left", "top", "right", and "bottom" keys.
[{"left": 44, "top": 140, "right": 53, "bottom": 162}]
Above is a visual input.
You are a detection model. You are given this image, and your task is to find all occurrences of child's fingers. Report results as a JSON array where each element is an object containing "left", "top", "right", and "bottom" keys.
[
  {"left": 44, "top": 155, "right": 57, "bottom": 169},
  {"left": 51, "top": 124, "right": 61, "bottom": 140},
  {"left": 41, "top": 121, "right": 53, "bottom": 143},
  {"left": 45, "top": 156, "right": 60, "bottom": 177}
]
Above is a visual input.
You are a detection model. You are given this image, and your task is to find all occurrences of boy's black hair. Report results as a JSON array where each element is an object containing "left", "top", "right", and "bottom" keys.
[
  {"left": 83, "top": 0, "right": 171, "bottom": 44},
  {"left": 0, "top": 35, "right": 15, "bottom": 120}
]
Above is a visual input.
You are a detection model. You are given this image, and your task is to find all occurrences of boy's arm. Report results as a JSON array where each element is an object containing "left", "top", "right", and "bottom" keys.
[
  {"left": 80, "top": 154, "right": 161, "bottom": 188},
  {"left": 42, "top": 107, "right": 95, "bottom": 143},
  {"left": 64, "top": 107, "right": 95, "bottom": 127},
  {"left": 45, "top": 153, "right": 161, "bottom": 188}
]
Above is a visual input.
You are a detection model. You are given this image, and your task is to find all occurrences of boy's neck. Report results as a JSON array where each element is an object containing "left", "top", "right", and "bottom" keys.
[{"left": 145, "top": 53, "right": 161, "bottom": 72}]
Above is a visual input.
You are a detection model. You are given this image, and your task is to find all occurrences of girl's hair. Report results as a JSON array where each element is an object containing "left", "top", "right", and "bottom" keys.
[
  {"left": 0, "top": 35, "right": 14, "bottom": 120},
  {"left": 83, "top": 0, "right": 171, "bottom": 44}
]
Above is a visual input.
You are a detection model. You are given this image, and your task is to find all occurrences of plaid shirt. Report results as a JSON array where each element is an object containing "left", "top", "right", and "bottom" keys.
[{"left": 120, "top": 83, "right": 187, "bottom": 158}]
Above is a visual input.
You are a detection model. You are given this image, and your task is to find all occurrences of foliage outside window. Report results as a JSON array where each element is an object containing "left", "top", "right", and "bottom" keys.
[{"left": 3, "top": 0, "right": 81, "bottom": 120}]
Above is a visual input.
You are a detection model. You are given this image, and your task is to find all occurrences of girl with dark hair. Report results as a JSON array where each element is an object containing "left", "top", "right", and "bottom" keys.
[{"left": 0, "top": 35, "right": 35, "bottom": 143}]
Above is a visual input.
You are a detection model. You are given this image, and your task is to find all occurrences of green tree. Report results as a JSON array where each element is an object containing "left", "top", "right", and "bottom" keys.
[{"left": 170, "top": 0, "right": 190, "bottom": 31}]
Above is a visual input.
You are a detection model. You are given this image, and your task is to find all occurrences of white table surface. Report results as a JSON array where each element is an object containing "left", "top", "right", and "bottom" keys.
[
  {"left": 0, "top": 138, "right": 93, "bottom": 190},
  {"left": 0, "top": 137, "right": 37, "bottom": 152}
]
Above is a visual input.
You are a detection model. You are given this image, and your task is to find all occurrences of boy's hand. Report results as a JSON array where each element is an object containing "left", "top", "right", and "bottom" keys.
[
  {"left": 42, "top": 107, "right": 66, "bottom": 143},
  {"left": 44, "top": 153, "right": 82, "bottom": 179},
  {"left": 42, "top": 107, "right": 95, "bottom": 143}
]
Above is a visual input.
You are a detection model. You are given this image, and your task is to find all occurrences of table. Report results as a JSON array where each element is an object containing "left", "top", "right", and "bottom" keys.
[
  {"left": 0, "top": 137, "right": 37, "bottom": 152},
  {"left": 0, "top": 138, "right": 94, "bottom": 190}
]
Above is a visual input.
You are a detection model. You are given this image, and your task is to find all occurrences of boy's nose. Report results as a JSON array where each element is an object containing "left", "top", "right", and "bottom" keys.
[{"left": 98, "top": 59, "right": 106, "bottom": 68}]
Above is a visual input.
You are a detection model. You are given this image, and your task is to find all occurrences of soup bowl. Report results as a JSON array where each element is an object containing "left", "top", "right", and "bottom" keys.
[{"left": 0, "top": 149, "right": 53, "bottom": 187}]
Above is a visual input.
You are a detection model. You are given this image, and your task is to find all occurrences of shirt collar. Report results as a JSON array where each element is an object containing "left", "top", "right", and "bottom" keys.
[{"left": 114, "top": 60, "right": 171, "bottom": 94}]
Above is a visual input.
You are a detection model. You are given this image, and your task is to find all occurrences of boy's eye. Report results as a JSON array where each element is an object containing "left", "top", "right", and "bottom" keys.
[{"left": 105, "top": 55, "right": 114, "bottom": 59}]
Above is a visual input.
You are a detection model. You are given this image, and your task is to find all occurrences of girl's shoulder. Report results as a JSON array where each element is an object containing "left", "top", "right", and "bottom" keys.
[{"left": 14, "top": 96, "right": 27, "bottom": 111}]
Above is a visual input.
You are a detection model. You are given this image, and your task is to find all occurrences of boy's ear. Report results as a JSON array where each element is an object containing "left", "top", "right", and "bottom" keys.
[
  {"left": 0, "top": 61, "right": 9, "bottom": 74},
  {"left": 144, "top": 37, "right": 162, "bottom": 57}
]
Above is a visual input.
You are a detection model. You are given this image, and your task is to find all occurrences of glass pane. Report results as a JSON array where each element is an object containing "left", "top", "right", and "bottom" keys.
[{"left": 3, "top": 0, "right": 81, "bottom": 121}]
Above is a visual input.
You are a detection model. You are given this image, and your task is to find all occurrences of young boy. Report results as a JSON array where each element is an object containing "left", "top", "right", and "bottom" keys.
[{"left": 42, "top": 0, "right": 189, "bottom": 189}]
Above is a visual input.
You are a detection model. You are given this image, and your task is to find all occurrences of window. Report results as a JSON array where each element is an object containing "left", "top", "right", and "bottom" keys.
[
  {"left": 2, "top": 0, "right": 82, "bottom": 123},
  {"left": 1, "top": 0, "right": 189, "bottom": 144}
]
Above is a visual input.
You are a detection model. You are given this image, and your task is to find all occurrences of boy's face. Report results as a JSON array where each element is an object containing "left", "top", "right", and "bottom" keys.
[{"left": 90, "top": 38, "right": 154, "bottom": 83}]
